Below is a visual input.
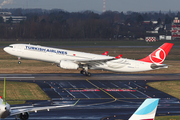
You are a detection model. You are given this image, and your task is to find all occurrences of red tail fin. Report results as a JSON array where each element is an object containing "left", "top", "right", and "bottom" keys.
[
  {"left": 102, "top": 51, "right": 108, "bottom": 55},
  {"left": 139, "top": 43, "right": 173, "bottom": 64}
]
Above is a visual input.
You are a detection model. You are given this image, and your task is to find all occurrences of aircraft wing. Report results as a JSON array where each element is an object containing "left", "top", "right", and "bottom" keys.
[
  {"left": 74, "top": 58, "right": 115, "bottom": 66},
  {"left": 10, "top": 104, "right": 73, "bottom": 116}
]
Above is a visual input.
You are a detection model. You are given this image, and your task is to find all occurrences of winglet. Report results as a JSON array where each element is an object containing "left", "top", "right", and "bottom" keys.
[
  {"left": 129, "top": 98, "right": 159, "bottom": 120},
  {"left": 139, "top": 43, "right": 173, "bottom": 64},
  {"left": 3, "top": 78, "right": 6, "bottom": 105},
  {"left": 115, "top": 54, "right": 122, "bottom": 59},
  {"left": 102, "top": 51, "right": 108, "bottom": 55}
]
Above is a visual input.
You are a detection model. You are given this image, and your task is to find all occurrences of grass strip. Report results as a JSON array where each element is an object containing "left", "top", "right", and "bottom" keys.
[
  {"left": 148, "top": 81, "right": 180, "bottom": 120},
  {"left": 0, "top": 81, "right": 50, "bottom": 105},
  {"left": 147, "top": 81, "right": 180, "bottom": 100},
  {"left": 155, "top": 116, "right": 180, "bottom": 120}
]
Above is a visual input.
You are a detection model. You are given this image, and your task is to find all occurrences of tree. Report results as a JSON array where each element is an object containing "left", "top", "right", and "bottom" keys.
[
  {"left": 165, "top": 14, "right": 172, "bottom": 24},
  {"left": 6, "top": 17, "right": 13, "bottom": 24},
  {"left": 0, "top": 16, "right": 4, "bottom": 23},
  {"left": 157, "top": 18, "right": 161, "bottom": 25},
  {"left": 136, "top": 15, "right": 144, "bottom": 24}
]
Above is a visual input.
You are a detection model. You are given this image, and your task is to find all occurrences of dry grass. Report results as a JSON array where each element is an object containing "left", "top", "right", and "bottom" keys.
[
  {"left": 155, "top": 116, "right": 180, "bottom": 120},
  {"left": 147, "top": 81, "right": 180, "bottom": 99},
  {"left": 148, "top": 81, "right": 180, "bottom": 120},
  {"left": 0, "top": 81, "right": 50, "bottom": 101}
]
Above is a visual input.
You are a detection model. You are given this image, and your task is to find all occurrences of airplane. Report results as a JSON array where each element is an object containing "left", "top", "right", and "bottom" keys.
[
  {"left": 0, "top": 78, "right": 74, "bottom": 120},
  {"left": 3, "top": 43, "right": 173, "bottom": 76},
  {"left": 129, "top": 98, "right": 159, "bottom": 120}
]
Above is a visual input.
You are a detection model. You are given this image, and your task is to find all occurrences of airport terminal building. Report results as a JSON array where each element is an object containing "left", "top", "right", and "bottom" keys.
[{"left": 0, "top": 12, "right": 26, "bottom": 23}]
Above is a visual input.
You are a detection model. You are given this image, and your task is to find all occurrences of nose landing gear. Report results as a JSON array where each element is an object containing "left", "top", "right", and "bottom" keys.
[{"left": 18, "top": 57, "right": 21, "bottom": 64}]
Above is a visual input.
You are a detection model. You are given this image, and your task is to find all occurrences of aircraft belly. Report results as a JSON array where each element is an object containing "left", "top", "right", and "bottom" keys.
[{"left": 92, "top": 62, "right": 152, "bottom": 72}]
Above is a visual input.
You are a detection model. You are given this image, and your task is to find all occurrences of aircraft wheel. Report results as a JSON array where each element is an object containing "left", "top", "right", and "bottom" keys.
[
  {"left": 80, "top": 70, "right": 84, "bottom": 74},
  {"left": 82, "top": 71, "right": 86, "bottom": 75},
  {"left": 18, "top": 61, "right": 21, "bottom": 64},
  {"left": 86, "top": 72, "right": 91, "bottom": 77}
]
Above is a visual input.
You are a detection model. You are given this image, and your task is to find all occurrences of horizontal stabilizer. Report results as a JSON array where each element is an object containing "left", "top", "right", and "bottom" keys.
[
  {"left": 151, "top": 64, "right": 168, "bottom": 69},
  {"left": 115, "top": 54, "right": 122, "bottom": 59},
  {"left": 102, "top": 51, "right": 108, "bottom": 55}
]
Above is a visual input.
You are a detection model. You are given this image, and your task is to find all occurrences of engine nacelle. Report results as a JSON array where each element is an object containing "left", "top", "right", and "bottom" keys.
[
  {"left": 59, "top": 60, "right": 79, "bottom": 69},
  {"left": 19, "top": 112, "right": 29, "bottom": 120}
]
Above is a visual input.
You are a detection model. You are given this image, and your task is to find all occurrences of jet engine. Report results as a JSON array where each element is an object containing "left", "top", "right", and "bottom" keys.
[
  {"left": 19, "top": 112, "right": 29, "bottom": 120},
  {"left": 59, "top": 60, "right": 79, "bottom": 69},
  {"left": 151, "top": 63, "right": 168, "bottom": 69}
]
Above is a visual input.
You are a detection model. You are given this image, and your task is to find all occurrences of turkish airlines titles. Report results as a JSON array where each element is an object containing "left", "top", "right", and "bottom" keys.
[{"left": 25, "top": 46, "right": 68, "bottom": 55}]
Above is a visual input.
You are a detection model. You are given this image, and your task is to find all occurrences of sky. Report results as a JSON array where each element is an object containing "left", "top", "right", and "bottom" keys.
[{"left": 0, "top": 0, "right": 180, "bottom": 13}]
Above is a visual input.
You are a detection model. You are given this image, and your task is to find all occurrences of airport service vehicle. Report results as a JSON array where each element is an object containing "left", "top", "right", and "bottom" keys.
[
  {"left": 4, "top": 43, "right": 173, "bottom": 76},
  {"left": 0, "top": 78, "right": 73, "bottom": 120},
  {"left": 129, "top": 98, "right": 159, "bottom": 120}
]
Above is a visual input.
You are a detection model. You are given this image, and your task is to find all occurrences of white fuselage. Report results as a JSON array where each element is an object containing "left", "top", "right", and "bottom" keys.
[
  {"left": 0, "top": 99, "right": 10, "bottom": 119},
  {"left": 4, "top": 44, "right": 159, "bottom": 72}
]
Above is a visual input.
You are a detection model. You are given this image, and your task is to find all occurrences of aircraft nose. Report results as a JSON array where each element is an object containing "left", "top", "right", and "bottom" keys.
[
  {"left": 3, "top": 47, "right": 7, "bottom": 52},
  {"left": 3, "top": 47, "right": 10, "bottom": 53}
]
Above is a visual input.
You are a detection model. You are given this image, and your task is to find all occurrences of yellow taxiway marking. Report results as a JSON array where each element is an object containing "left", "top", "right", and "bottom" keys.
[
  {"left": 74, "top": 99, "right": 80, "bottom": 106},
  {"left": 73, "top": 98, "right": 147, "bottom": 100},
  {"left": 86, "top": 79, "right": 116, "bottom": 100},
  {"left": 72, "top": 98, "right": 146, "bottom": 105}
]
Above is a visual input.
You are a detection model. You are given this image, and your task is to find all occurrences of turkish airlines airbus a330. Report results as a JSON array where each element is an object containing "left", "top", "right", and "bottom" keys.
[{"left": 4, "top": 43, "right": 173, "bottom": 76}]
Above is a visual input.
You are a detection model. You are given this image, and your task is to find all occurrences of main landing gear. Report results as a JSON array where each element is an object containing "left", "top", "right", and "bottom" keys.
[
  {"left": 80, "top": 70, "right": 91, "bottom": 76},
  {"left": 18, "top": 57, "right": 21, "bottom": 64},
  {"left": 80, "top": 66, "right": 91, "bottom": 76}
]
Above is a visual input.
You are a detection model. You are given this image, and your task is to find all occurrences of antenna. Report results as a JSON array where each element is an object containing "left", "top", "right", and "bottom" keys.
[{"left": 103, "top": 0, "right": 106, "bottom": 13}]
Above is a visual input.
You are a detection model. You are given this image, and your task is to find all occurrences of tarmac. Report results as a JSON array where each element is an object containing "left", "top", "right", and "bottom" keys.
[
  {"left": 1, "top": 73, "right": 180, "bottom": 120},
  {"left": 0, "top": 73, "right": 180, "bottom": 80}
]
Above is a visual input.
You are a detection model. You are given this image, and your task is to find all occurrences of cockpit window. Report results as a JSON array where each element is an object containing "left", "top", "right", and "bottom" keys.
[{"left": 9, "top": 46, "right": 13, "bottom": 48}]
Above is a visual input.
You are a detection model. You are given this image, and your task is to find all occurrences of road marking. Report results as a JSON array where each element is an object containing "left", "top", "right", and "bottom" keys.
[
  {"left": 0, "top": 77, "right": 35, "bottom": 79},
  {"left": 77, "top": 81, "right": 101, "bottom": 98},
  {"left": 57, "top": 82, "right": 75, "bottom": 98},
  {"left": 124, "top": 84, "right": 139, "bottom": 98},
  {"left": 86, "top": 79, "right": 116, "bottom": 99},
  {"left": 73, "top": 98, "right": 147, "bottom": 100},
  {"left": 110, "top": 82, "right": 119, "bottom": 87},
  {"left": 68, "top": 82, "right": 90, "bottom": 98},
  {"left": 133, "top": 83, "right": 145, "bottom": 89},
  {"left": 76, "top": 99, "right": 117, "bottom": 107},
  {"left": 136, "top": 89, "right": 151, "bottom": 98},
  {"left": 63, "top": 87, "right": 137, "bottom": 89},
  {"left": 74, "top": 99, "right": 80, "bottom": 106}
]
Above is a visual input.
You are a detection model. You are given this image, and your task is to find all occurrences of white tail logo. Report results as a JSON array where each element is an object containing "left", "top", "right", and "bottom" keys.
[
  {"left": 150, "top": 48, "right": 166, "bottom": 64},
  {"left": 152, "top": 49, "right": 163, "bottom": 60}
]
